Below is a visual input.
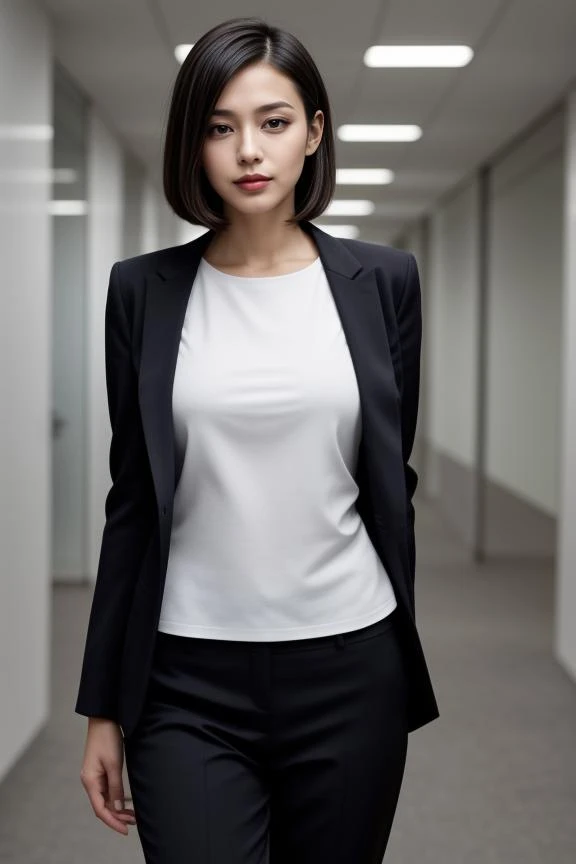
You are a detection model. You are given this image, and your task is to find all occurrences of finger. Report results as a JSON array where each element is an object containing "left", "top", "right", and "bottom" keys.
[
  {"left": 82, "top": 778, "right": 132, "bottom": 835},
  {"left": 107, "top": 768, "right": 126, "bottom": 816},
  {"left": 104, "top": 799, "right": 136, "bottom": 818},
  {"left": 94, "top": 794, "right": 131, "bottom": 834},
  {"left": 105, "top": 803, "right": 136, "bottom": 820}
]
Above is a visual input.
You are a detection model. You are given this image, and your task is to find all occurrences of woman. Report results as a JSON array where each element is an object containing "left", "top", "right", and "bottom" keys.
[{"left": 77, "top": 16, "right": 439, "bottom": 863}]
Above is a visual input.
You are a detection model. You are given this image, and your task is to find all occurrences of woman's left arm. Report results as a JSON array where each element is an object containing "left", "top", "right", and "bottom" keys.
[{"left": 395, "top": 253, "right": 422, "bottom": 590}]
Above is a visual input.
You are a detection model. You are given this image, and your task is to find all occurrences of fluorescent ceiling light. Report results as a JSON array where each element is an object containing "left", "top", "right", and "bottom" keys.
[
  {"left": 49, "top": 200, "right": 87, "bottom": 216},
  {"left": 324, "top": 200, "right": 374, "bottom": 216},
  {"left": 364, "top": 45, "right": 473, "bottom": 68},
  {"left": 338, "top": 125, "right": 421, "bottom": 142},
  {"left": 314, "top": 224, "right": 360, "bottom": 239},
  {"left": 175, "top": 44, "right": 195, "bottom": 64},
  {"left": 336, "top": 168, "right": 394, "bottom": 184},
  {"left": 0, "top": 124, "right": 53, "bottom": 140}
]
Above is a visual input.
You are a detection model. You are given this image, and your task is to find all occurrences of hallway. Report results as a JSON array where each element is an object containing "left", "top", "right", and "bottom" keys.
[{"left": 1, "top": 496, "right": 575, "bottom": 863}]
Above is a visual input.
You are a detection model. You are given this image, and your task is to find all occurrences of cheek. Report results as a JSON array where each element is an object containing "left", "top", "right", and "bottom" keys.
[
  {"left": 285, "top": 130, "right": 311, "bottom": 166},
  {"left": 201, "top": 141, "right": 224, "bottom": 174},
  {"left": 269, "top": 134, "right": 299, "bottom": 168},
  {"left": 285, "top": 142, "right": 308, "bottom": 177}
]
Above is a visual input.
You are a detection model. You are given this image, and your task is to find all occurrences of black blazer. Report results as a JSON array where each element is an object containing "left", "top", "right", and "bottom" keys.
[{"left": 75, "top": 220, "right": 439, "bottom": 736}]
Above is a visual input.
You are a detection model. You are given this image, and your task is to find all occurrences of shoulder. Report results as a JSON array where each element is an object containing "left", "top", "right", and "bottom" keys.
[
  {"left": 114, "top": 242, "right": 186, "bottom": 283},
  {"left": 109, "top": 242, "right": 193, "bottom": 320},
  {"left": 339, "top": 238, "right": 418, "bottom": 309},
  {"left": 340, "top": 237, "right": 413, "bottom": 275}
]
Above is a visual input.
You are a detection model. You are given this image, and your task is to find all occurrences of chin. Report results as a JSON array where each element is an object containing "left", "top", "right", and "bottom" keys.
[{"left": 231, "top": 200, "right": 283, "bottom": 216}]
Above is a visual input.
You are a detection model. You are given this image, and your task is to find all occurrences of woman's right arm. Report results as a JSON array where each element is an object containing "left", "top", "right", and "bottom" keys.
[
  {"left": 76, "top": 263, "right": 154, "bottom": 833},
  {"left": 75, "top": 262, "right": 155, "bottom": 721}
]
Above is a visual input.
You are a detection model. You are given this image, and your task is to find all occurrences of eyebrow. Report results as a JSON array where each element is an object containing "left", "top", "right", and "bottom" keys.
[{"left": 210, "top": 101, "right": 296, "bottom": 117}]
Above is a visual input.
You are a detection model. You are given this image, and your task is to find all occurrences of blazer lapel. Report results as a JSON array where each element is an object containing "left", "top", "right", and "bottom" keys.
[
  {"left": 138, "top": 229, "right": 214, "bottom": 528},
  {"left": 302, "top": 223, "right": 406, "bottom": 526}
]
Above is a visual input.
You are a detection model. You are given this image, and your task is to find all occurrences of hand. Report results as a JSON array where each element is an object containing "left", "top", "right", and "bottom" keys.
[{"left": 80, "top": 717, "right": 137, "bottom": 836}]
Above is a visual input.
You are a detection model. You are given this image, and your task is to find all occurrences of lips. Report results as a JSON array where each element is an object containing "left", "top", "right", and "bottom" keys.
[
  {"left": 235, "top": 174, "right": 271, "bottom": 183},
  {"left": 234, "top": 175, "right": 272, "bottom": 192}
]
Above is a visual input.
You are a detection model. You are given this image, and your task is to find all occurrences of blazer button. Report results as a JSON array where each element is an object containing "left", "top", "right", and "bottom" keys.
[{"left": 162, "top": 506, "right": 167, "bottom": 517}]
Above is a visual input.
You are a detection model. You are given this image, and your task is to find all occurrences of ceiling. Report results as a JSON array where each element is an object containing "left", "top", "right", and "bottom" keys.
[{"left": 39, "top": 0, "right": 576, "bottom": 243}]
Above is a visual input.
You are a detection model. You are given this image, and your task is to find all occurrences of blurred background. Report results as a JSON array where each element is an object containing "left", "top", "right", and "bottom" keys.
[{"left": 1, "top": 0, "right": 576, "bottom": 861}]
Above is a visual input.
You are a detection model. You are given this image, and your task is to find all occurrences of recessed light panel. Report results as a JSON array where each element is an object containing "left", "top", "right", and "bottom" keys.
[
  {"left": 314, "top": 224, "right": 360, "bottom": 239},
  {"left": 175, "top": 44, "right": 195, "bottom": 64},
  {"left": 324, "top": 200, "right": 375, "bottom": 216},
  {"left": 337, "top": 125, "right": 422, "bottom": 142},
  {"left": 48, "top": 200, "right": 87, "bottom": 216},
  {"left": 364, "top": 45, "right": 473, "bottom": 67},
  {"left": 336, "top": 168, "right": 394, "bottom": 184}
]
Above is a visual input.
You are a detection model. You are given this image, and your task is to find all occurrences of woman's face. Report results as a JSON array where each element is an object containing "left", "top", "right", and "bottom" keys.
[{"left": 201, "top": 62, "right": 324, "bottom": 220}]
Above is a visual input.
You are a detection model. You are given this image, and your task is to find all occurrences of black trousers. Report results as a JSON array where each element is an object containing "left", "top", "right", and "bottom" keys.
[{"left": 123, "top": 607, "right": 409, "bottom": 864}]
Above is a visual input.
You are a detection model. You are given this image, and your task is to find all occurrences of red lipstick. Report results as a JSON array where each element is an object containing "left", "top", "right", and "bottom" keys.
[{"left": 234, "top": 173, "right": 271, "bottom": 191}]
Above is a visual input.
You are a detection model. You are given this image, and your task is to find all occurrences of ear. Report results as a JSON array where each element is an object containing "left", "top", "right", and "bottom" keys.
[{"left": 305, "top": 110, "right": 324, "bottom": 156}]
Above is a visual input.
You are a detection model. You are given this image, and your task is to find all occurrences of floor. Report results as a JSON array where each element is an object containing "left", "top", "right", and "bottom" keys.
[{"left": 1, "top": 496, "right": 575, "bottom": 863}]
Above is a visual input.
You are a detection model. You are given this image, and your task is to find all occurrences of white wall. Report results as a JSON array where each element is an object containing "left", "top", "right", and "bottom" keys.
[
  {"left": 122, "top": 151, "right": 144, "bottom": 259},
  {"left": 487, "top": 111, "right": 564, "bottom": 515},
  {"left": 0, "top": 0, "right": 52, "bottom": 781},
  {"left": 158, "top": 198, "right": 183, "bottom": 250},
  {"left": 421, "top": 109, "right": 563, "bottom": 529},
  {"left": 142, "top": 177, "right": 160, "bottom": 253},
  {"left": 427, "top": 180, "right": 481, "bottom": 471},
  {"left": 123, "top": 153, "right": 179, "bottom": 256},
  {"left": 557, "top": 90, "right": 576, "bottom": 681},
  {"left": 86, "top": 109, "right": 124, "bottom": 579}
]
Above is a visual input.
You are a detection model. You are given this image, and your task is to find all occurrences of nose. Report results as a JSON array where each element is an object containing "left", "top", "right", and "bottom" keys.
[{"left": 237, "top": 126, "right": 263, "bottom": 164}]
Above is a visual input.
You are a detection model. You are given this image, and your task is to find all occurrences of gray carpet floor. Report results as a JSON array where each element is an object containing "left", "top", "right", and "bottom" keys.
[{"left": 1, "top": 496, "right": 575, "bottom": 863}]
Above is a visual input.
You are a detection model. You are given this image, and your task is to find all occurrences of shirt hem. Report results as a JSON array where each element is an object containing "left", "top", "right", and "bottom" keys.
[{"left": 157, "top": 596, "right": 398, "bottom": 642}]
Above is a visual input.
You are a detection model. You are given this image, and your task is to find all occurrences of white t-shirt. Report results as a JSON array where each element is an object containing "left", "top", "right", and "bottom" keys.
[{"left": 157, "top": 256, "right": 397, "bottom": 641}]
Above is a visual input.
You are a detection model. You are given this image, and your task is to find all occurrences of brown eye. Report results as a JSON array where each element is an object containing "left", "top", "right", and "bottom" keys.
[
  {"left": 265, "top": 118, "right": 289, "bottom": 130},
  {"left": 208, "top": 124, "right": 231, "bottom": 136}
]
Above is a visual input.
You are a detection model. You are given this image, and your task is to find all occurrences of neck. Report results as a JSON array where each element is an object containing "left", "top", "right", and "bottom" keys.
[{"left": 206, "top": 207, "right": 314, "bottom": 269}]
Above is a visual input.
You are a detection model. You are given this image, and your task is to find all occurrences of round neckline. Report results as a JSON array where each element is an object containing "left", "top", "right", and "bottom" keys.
[{"left": 200, "top": 256, "right": 321, "bottom": 281}]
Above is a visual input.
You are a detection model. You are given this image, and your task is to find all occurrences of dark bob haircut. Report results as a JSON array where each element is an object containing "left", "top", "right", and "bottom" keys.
[{"left": 163, "top": 17, "right": 336, "bottom": 230}]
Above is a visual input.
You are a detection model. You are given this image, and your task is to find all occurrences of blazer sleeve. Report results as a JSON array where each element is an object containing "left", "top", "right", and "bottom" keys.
[
  {"left": 75, "top": 263, "right": 155, "bottom": 722},
  {"left": 395, "top": 253, "right": 422, "bottom": 590}
]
